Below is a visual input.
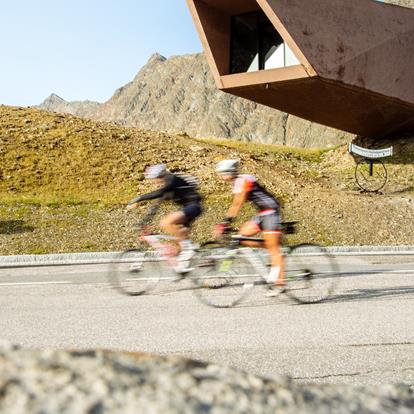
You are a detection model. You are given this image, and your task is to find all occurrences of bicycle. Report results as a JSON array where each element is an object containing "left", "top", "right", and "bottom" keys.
[
  {"left": 190, "top": 222, "right": 339, "bottom": 308},
  {"left": 108, "top": 203, "right": 339, "bottom": 307},
  {"left": 108, "top": 201, "right": 195, "bottom": 296}
]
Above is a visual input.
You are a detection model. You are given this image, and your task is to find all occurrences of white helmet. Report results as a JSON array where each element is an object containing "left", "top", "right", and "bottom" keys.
[
  {"left": 144, "top": 164, "right": 167, "bottom": 179},
  {"left": 216, "top": 159, "right": 240, "bottom": 176}
]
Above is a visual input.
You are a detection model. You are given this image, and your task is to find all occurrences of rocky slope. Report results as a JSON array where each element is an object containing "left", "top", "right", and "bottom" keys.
[
  {"left": 39, "top": 53, "right": 352, "bottom": 149},
  {"left": 93, "top": 53, "right": 352, "bottom": 149},
  {"left": 1, "top": 343, "right": 413, "bottom": 414}
]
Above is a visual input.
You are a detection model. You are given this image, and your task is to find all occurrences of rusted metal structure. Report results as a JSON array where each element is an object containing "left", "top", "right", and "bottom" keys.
[{"left": 186, "top": 0, "right": 414, "bottom": 138}]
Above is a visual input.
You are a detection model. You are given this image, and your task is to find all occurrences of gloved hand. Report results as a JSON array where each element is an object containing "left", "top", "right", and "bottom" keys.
[{"left": 214, "top": 217, "right": 234, "bottom": 237}]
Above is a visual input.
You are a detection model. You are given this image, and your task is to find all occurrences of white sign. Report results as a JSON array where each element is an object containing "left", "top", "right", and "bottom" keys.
[{"left": 348, "top": 144, "right": 393, "bottom": 159}]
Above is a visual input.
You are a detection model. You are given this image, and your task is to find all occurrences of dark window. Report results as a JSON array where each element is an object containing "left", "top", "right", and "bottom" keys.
[
  {"left": 230, "top": 11, "right": 284, "bottom": 74},
  {"left": 230, "top": 13, "right": 260, "bottom": 73}
]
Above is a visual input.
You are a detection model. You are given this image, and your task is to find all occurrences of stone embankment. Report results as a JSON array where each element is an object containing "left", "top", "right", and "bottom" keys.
[{"left": 0, "top": 343, "right": 413, "bottom": 413}]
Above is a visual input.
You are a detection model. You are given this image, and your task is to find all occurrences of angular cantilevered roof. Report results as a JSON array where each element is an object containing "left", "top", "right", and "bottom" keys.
[{"left": 186, "top": 0, "right": 414, "bottom": 138}]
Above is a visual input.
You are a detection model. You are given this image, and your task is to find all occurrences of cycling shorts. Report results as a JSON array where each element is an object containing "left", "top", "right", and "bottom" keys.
[
  {"left": 251, "top": 210, "right": 281, "bottom": 233},
  {"left": 182, "top": 203, "right": 202, "bottom": 226}
]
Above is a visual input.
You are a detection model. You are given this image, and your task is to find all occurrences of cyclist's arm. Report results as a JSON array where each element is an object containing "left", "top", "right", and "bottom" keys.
[
  {"left": 126, "top": 188, "right": 165, "bottom": 211},
  {"left": 128, "top": 188, "right": 163, "bottom": 204},
  {"left": 127, "top": 176, "right": 175, "bottom": 206},
  {"left": 227, "top": 189, "right": 248, "bottom": 219}
]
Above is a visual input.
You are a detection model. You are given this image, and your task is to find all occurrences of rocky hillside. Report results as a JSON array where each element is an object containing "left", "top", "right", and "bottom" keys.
[
  {"left": 1, "top": 106, "right": 414, "bottom": 254},
  {"left": 39, "top": 53, "right": 352, "bottom": 149},
  {"left": 94, "top": 53, "right": 353, "bottom": 149},
  {"left": 1, "top": 344, "right": 413, "bottom": 413}
]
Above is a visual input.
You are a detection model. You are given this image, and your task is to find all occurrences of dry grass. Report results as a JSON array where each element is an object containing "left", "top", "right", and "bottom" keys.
[{"left": 1, "top": 106, "right": 414, "bottom": 254}]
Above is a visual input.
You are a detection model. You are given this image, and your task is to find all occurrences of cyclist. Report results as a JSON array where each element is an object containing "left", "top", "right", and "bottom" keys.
[
  {"left": 126, "top": 164, "right": 202, "bottom": 266},
  {"left": 215, "top": 159, "right": 285, "bottom": 293}
]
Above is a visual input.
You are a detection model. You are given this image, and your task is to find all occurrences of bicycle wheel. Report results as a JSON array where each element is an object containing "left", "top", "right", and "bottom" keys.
[
  {"left": 108, "top": 249, "right": 161, "bottom": 296},
  {"left": 284, "top": 244, "right": 338, "bottom": 304},
  {"left": 190, "top": 242, "right": 259, "bottom": 308}
]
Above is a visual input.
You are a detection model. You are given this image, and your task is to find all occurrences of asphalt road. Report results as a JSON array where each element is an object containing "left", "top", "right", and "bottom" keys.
[{"left": 0, "top": 254, "right": 413, "bottom": 387}]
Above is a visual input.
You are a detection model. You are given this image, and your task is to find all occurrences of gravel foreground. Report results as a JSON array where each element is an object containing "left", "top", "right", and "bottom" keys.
[{"left": 0, "top": 344, "right": 413, "bottom": 414}]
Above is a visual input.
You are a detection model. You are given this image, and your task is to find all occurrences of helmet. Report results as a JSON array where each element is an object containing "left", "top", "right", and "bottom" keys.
[
  {"left": 216, "top": 159, "right": 240, "bottom": 176},
  {"left": 144, "top": 164, "right": 167, "bottom": 179}
]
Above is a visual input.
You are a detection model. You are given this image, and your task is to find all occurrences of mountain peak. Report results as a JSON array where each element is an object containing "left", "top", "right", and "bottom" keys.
[
  {"left": 38, "top": 94, "right": 101, "bottom": 118},
  {"left": 147, "top": 53, "right": 167, "bottom": 65},
  {"left": 43, "top": 93, "right": 66, "bottom": 104}
]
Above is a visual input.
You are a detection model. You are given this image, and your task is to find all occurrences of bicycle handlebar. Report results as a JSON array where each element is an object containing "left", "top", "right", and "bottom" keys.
[{"left": 135, "top": 200, "right": 163, "bottom": 231}]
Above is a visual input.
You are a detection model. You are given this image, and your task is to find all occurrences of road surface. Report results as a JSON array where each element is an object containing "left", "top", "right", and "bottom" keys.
[{"left": 0, "top": 254, "right": 413, "bottom": 387}]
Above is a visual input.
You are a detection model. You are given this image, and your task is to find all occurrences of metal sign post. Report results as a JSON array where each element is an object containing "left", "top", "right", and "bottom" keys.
[{"left": 348, "top": 144, "right": 393, "bottom": 192}]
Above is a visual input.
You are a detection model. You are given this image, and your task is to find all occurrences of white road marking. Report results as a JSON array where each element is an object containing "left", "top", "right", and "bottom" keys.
[
  {"left": 0, "top": 281, "right": 72, "bottom": 287},
  {"left": 1, "top": 269, "right": 412, "bottom": 288},
  {"left": 385, "top": 269, "right": 414, "bottom": 274}
]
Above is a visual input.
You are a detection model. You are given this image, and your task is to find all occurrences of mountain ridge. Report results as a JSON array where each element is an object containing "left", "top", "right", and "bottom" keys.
[
  {"left": 40, "top": 93, "right": 102, "bottom": 119},
  {"left": 39, "top": 53, "right": 352, "bottom": 149}
]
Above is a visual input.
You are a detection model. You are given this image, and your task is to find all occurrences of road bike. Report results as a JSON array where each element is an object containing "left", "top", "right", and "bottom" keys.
[
  {"left": 190, "top": 223, "right": 339, "bottom": 308},
  {"left": 107, "top": 201, "right": 195, "bottom": 296}
]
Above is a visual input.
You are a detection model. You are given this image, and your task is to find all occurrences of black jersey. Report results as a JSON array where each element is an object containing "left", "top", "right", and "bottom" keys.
[
  {"left": 233, "top": 174, "right": 279, "bottom": 212},
  {"left": 130, "top": 173, "right": 201, "bottom": 207}
]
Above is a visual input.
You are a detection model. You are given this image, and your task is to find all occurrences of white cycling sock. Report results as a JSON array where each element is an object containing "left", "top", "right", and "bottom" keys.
[{"left": 266, "top": 266, "right": 280, "bottom": 284}]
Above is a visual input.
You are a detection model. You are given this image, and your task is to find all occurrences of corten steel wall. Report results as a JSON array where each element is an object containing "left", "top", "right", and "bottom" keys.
[{"left": 186, "top": 0, "right": 414, "bottom": 139}]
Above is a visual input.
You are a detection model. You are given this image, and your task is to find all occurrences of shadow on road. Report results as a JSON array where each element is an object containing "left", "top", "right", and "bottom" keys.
[
  {"left": 151, "top": 271, "right": 414, "bottom": 308},
  {"left": 329, "top": 285, "right": 414, "bottom": 303},
  {"left": 0, "top": 220, "right": 35, "bottom": 235}
]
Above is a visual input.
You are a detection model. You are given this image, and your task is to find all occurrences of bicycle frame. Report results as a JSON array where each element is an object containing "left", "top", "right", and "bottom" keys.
[
  {"left": 134, "top": 199, "right": 183, "bottom": 271},
  {"left": 220, "top": 237, "right": 270, "bottom": 282},
  {"left": 218, "top": 221, "right": 298, "bottom": 279},
  {"left": 141, "top": 234, "right": 180, "bottom": 270}
]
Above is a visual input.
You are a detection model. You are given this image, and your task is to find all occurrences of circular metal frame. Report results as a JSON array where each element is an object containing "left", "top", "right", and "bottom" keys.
[{"left": 355, "top": 158, "right": 388, "bottom": 193}]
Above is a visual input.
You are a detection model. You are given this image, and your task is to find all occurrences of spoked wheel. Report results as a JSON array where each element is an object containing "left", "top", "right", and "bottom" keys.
[
  {"left": 355, "top": 159, "right": 387, "bottom": 192},
  {"left": 108, "top": 249, "right": 161, "bottom": 296},
  {"left": 190, "top": 242, "right": 259, "bottom": 308},
  {"left": 284, "top": 244, "right": 338, "bottom": 304}
]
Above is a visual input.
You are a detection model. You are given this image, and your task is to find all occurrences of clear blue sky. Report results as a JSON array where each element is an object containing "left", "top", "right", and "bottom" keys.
[{"left": 0, "top": 0, "right": 202, "bottom": 106}]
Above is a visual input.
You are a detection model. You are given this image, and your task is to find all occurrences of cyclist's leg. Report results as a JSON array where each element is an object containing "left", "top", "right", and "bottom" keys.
[
  {"left": 160, "top": 204, "right": 201, "bottom": 251},
  {"left": 262, "top": 212, "right": 285, "bottom": 286},
  {"left": 239, "top": 219, "right": 264, "bottom": 248},
  {"left": 179, "top": 203, "right": 202, "bottom": 245},
  {"left": 263, "top": 231, "right": 285, "bottom": 285},
  {"left": 174, "top": 204, "right": 202, "bottom": 269},
  {"left": 160, "top": 211, "right": 188, "bottom": 241}
]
